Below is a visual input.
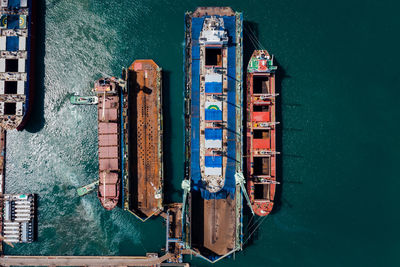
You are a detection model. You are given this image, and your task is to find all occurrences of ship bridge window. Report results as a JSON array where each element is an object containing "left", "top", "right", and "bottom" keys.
[
  {"left": 5, "top": 59, "right": 18, "bottom": 72},
  {"left": 253, "top": 76, "right": 270, "bottom": 94},
  {"left": 254, "top": 183, "right": 270, "bottom": 200},
  {"left": 253, "top": 105, "right": 269, "bottom": 112},
  {"left": 205, "top": 48, "right": 222, "bottom": 66},
  {"left": 4, "top": 81, "right": 17, "bottom": 94},
  {"left": 253, "top": 157, "right": 270, "bottom": 176},
  {"left": 4, "top": 102, "right": 16, "bottom": 115}
]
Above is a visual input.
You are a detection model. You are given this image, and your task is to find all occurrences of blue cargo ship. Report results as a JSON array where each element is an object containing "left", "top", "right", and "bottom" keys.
[
  {"left": 0, "top": 0, "right": 33, "bottom": 130},
  {"left": 183, "top": 7, "right": 243, "bottom": 262}
]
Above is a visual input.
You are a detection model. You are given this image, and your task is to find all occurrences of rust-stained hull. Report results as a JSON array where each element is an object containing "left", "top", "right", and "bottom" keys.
[
  {"left": 246, "top": 50, "right": 277, "bottom": 216},
  {"left": 95, "top": 78, "right": 121, "bottom": 211},
  {"left": 128, "top": 59, "right": 163, "bottom": 220}
]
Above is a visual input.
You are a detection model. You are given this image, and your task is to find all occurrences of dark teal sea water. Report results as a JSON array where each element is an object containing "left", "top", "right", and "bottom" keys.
[{"left": 4, "top": 0, "right": 400, "bottom": 266}]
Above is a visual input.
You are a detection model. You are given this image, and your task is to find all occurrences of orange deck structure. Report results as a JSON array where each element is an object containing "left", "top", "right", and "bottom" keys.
[
  {"left": 95, "top": 78, "right": 121, "bottom": 211},
  {"left": 246, "top": 50, "right": 279, "bottom": 216},
  {"left": 127, "top": 60, "right": 163, "bottom": 220}
]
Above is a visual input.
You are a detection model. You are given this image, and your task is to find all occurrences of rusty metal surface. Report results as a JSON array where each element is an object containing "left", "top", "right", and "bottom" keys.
[
  {"left": 203, "top": 198, "right": 236, "bottom": 256},
  {"left": 128, "top": 60, "right": 163, "bottom": 219}
]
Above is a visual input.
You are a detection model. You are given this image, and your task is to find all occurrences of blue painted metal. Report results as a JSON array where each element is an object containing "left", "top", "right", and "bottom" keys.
[
  {"left": 205, "top": 82, "right": 222, "bottom": 93},
  {"left": 204, "top": 128, "right": 222, "bottom": 140},
  {"left": 204, "top": 156, "right": 222, "bottom": 167},
  {"left": 6, "top": 15, "right": 19, "bottom": 29},
  {"left": 6, "top": 36, "right": 19, "bottom": 51},
  {"left": 189, "top": 15, "right": 237, "bottom": 200}
]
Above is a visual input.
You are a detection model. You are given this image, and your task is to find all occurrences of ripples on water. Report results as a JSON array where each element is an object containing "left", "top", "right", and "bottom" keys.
[
  {"left": 4, "top": 0, "right": 158, "bottom": 256},
  {"left": 3, "top": 0, "right": 399, "bottom": 266}
]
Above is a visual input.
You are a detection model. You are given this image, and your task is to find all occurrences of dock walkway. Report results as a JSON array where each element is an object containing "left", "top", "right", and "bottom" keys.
[{"left": 0, "top": 253, "right": 174, "bottom": 266}]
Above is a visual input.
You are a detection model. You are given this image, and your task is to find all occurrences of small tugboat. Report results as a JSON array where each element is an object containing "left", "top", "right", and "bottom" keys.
[
  {"left": 246, "top": 50, "right": 278, "bottom": 216},
  {"left": 94, "top": 77, "right": 121, "bottom": 210},
  {"left": 70, "top": 94, "right": 98, "bottom": 105},
  {"left": 77, "top": 180, "right": 99, "bottom": 196}
]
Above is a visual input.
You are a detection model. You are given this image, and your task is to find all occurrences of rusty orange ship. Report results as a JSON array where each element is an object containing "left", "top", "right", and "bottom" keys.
[
  {"left": 94, "top": 77, "right": 121, "bottom": 211},
  {"left": 127, "top": 59, "right": 163, "bottom": 220},
  {"left": 246, "top": 50, "right": 278, "bottom": 216}
]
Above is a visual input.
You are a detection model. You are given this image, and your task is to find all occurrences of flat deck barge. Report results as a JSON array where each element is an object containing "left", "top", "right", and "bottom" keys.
[{"left": 125, "top": 60, "right": 163, "bottom": 221}]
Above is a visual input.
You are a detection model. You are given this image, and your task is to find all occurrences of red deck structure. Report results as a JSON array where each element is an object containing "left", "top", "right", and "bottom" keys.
[{"left": 246, "top": 50, "right": 278, "bottom": 216}]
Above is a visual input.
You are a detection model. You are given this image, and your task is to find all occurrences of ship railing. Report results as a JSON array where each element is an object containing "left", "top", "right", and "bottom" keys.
[
  {"left": 182, "top": 13, "right": 193, "bottom": 251},
  {"left": 234, "top": 11, "right": 244, "bottom": 251}
]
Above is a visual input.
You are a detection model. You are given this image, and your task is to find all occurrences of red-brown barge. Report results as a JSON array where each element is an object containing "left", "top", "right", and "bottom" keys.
[
  {"left": 246, "top": 50, "right": 278, "bottom": 216},
  {"left": 126, "top": 59, "right": 163, "bottom": 220}
]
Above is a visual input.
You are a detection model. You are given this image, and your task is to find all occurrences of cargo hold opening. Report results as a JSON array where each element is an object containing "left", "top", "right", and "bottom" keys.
[
  {"left": 4, "top": 81, "right": 17, "bottom": 94},
  {"left": 253, "top": 76, "right": 269, "bottom": 94},
  {"left": 205, "top": 48, "right": 222, "bottom": 66},
  {"left": 254, "top": 183, "right": 270, "bottom": 200},
  {"left": 4, "top": 102, "right": 16, "bottom": 115},
  {"left": 253, "top": 105, "right": 269, "bottom": 112},
  {"left": 5, "top": 59, "right": 18, "bottom": 72},
  {"left": 253, "top": 129, "right": 269, "bottom": 139},
  {"left": 253, "top": 156, "right": 270, "bottom": 176}
]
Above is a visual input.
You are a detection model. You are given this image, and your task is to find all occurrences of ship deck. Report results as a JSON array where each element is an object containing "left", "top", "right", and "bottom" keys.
[
  {"left": 184, "top": 8, "right": 242, "bottom": 260},
  {"left": 97, "top": 84, "right": 120, "bottom": 210},
  {"left": 127, "top": 60, "right": 163, "bottom": 219},
  {"left": 246, "top": 51, "right": 277, "bottom": 216}
]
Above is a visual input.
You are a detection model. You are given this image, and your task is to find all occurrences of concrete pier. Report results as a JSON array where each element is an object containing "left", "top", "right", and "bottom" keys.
[{"left": 0, "top": 253, "right": 175, "bottom": 266}]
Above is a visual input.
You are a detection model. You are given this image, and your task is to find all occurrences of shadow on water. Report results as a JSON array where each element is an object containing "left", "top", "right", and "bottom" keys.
[
  {"left": 242, "top": 21, "right": 289, "bottom": 247},
  {"left": 25, "top": 0, "right": 46, "bottom": 133},
  {"left": 161, "top": 70, "right": 180, "bottom": 204},
  {"left": 270, "top": 57, "right": 287, "bottom": 216}
]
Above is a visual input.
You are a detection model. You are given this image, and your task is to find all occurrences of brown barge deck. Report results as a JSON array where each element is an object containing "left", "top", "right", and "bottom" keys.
[{"left": 127, "top": 60, "right": 163, "bottom": 220}]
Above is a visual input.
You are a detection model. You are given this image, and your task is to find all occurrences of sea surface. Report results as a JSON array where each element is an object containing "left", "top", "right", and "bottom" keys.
[{"left": 4, "top": 0, "right": 400, "bottom": 266}]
